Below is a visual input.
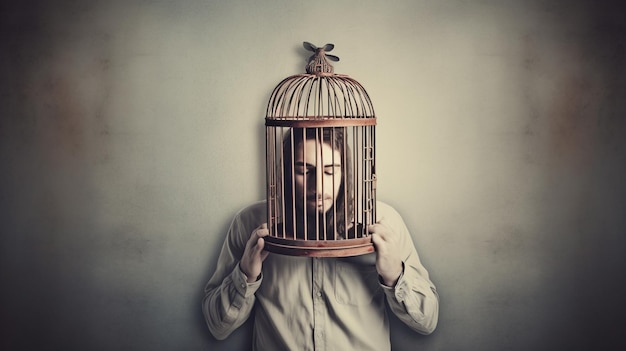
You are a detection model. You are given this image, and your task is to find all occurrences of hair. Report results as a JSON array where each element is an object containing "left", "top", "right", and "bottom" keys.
[{"left": 280, "top": 127, "right": 354, "bottom": 240}]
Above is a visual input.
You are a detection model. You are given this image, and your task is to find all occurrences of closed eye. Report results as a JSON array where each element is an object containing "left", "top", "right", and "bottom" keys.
[
  {"left": 324, "top": 165, "right": 341, "bottom": 175},
  {"left": 294, "top": 162, "right": 312, "bottom": 175},
  {"left": 294, "top": 163, "right": 340, "bottom": 176}
]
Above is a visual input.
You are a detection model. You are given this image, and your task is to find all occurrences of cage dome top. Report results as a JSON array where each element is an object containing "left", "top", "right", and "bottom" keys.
[{"left": 265, "top": 42, "right": 376, "bottom": 126}]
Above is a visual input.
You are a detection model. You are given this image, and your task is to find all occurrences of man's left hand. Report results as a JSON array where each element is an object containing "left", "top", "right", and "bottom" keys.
[{"left": 369, "top": 220, "right": 404, "bottom": 287}]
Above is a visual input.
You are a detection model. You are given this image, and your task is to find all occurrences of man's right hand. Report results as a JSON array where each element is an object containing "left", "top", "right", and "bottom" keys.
[{"left": 239, "top": 223, "right": 270, "bottom": 283}]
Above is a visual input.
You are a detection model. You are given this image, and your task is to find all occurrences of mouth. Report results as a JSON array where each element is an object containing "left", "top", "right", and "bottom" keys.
[{"left": 307, "top": 195, "right": 331, "bottom": 207}]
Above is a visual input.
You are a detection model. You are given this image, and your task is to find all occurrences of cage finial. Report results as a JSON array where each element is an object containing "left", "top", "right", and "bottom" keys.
[{"left": 303, "top": 41, "right": 340, "bottom": 76}]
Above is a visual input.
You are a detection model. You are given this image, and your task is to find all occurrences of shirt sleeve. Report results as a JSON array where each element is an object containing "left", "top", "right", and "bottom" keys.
[
  {"left": 378, "top": 204, "right": 440, "bottom": 335},
  {"left": 202, "top": 209, "right": 263, "bottom": 340}
]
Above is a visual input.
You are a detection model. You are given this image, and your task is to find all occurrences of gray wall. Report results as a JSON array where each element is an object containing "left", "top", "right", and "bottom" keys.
[{"left": 1, "top": 0, "right": 625, "bottom": 350}]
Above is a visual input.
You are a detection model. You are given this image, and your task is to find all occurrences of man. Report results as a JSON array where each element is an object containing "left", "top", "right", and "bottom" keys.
[{"left": 203, "top": 128, "right": 439, "bottom": 350}]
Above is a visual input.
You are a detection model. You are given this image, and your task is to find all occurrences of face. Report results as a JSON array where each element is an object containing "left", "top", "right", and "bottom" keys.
[{"left": 293, "top": 139, "right": 342, "bottom": 215}]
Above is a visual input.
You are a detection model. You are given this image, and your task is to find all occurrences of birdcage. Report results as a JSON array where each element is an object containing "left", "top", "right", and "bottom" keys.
[{"left": 264, "top": 42, "right": 377, "bottom": 257}]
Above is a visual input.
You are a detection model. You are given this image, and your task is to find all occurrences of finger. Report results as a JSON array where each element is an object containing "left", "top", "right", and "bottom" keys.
[
  {"left": 370, "top": 233, "right": 387, "bottom": 251},
  {"left": 368, "top": 221, "right": 390, "bottom": 231},
  {"left": 256, "top": 227, "right": 269, "bottom": 238},
  {"left": 247, "top": 226, "right": 267, "bottom": 247},
  {"left": 254, "top": 238, "right": 270, "bottom": 263},
  {"left": 254, "top": 237, "right": 265, "bottom": 253},
  {"left": 254, "top": 224, "right": 270, "bottom": 237},
  {"left": 246, "top": 233, "right": 259, "bottom": 251},
  {"left": 257, "top": 237, "right": 270, "bottom": 261},
  {"left": 368, "top": 224, "right": 390, "bottom": 241}
]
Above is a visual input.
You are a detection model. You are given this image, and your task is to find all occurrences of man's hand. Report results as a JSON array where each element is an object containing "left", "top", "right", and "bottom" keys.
[
  {"left": 369, "top": 220, "right": 404, "bottom": 287},
  {"left": 240, "top": 224, "right": 270, "bottom": 283}
]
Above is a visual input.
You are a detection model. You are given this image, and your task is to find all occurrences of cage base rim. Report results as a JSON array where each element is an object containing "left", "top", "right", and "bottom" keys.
[{"left": 263, "top": 236, "right": 374, "bottom": 257}]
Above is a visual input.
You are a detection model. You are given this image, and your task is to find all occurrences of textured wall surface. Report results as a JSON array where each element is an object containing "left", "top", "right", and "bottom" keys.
[{"left": 1, "top": 1, "right": 625, "bottom": 350}]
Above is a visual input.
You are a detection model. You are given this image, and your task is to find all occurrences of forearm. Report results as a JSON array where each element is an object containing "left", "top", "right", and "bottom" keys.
[
  {"left": 372, "top": 203, "right": 440, "bottom": 334},
  {"left": 202, "top": 263, "right": 261, "bottom": 340},
  {"left": 383, "top": 262, "right": 439, "bottom": 334}
]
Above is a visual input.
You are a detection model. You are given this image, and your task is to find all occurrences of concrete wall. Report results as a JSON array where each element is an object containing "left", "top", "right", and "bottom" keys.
[{"left": 1, "top": 0, "right": 625, "bottom": 350}]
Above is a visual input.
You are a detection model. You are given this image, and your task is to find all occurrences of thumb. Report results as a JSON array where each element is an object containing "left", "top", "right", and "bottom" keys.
[
  {"left": 256, "top": 237, "right": 265, "bottom": 251},
  {"left": 257, "top": 237, "right": 270, "bottom": 261}
]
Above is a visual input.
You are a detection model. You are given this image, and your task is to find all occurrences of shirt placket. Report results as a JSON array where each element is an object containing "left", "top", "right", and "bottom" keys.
[{"left": 312, "top": 257, "right": 326, "bottom": 351}]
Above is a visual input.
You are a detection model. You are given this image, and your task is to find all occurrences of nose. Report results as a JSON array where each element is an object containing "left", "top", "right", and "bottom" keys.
[{"left": 306, "top": 168, "right": 324, "bottom": 195}]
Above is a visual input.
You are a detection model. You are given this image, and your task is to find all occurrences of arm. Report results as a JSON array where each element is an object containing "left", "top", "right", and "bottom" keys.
[
  {"left": 202, "top": 211, "right": 268, "bottom": 340},
  {"left": 370, "top": 204, "right": 439, "bottom": 335}
]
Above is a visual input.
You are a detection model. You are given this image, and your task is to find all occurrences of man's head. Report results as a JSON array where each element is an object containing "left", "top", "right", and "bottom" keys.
[
  {"left": 282, "top": 127, "right": 353, "bottom": 238},
  {"left": 293, "top": 132, "right": 342, "bottom": 214}
]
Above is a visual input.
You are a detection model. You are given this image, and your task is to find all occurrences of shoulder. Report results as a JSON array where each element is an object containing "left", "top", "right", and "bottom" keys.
[
  {"left": 232, "top": 200, "right": 267, "bottom": 228},
  {"left": 235, "top": 200, "right": 267, "bottom": 217},
  {"left": 375, "top": 200, "right": 411, "bottom": 233},
  {"left": 375, "top": 201, "right": 403, "bottom": 220}
]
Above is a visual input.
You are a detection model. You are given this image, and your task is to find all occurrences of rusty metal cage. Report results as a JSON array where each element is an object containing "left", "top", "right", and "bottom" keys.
[{"left": 264, "top": 42, "right": 377, "bottom": 257}]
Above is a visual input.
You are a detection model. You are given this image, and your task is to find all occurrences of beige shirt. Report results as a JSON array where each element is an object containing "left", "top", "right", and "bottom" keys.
[{"left": 203, "top": 201, "right": 439, "bottom": 351}]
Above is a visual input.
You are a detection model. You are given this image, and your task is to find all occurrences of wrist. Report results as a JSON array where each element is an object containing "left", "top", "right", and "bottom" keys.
[
  {"left": 246, "top": 272, "right": 262, "bottom": 283},
  {"left": 381, "top": 274, "right": 400, "bottom": 288},
  {"left": 239, "top": 264, "right": 261, "bottom": 283},
  {"left": 380, "top": 262, "right": 404, "bottom": 288}
]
